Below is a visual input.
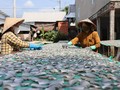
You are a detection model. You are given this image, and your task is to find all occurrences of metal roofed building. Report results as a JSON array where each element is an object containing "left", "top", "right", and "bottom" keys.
[
  {"left": 0, "top": 10, "right": 9, "bottom": 24},
  {"left": 22, "top": 11, "right": 67, "bottom": 34},
  {"left": 22, "top": 11, "right": 66, "bottom": 23},
  {"left": 0, "top": 10, "right": 9, "bottom": 39}
]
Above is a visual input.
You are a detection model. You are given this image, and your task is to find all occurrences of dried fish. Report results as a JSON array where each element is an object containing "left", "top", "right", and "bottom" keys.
[
  {"left": 3, "top": 80, "right": 13, "bottom": 86},
  {"left": 14, "top": 78, "right": 23, "bottom": 83},
  {"left": 70, "top": 86, "right": 85, "bottom": 90},
  {"left": 3, "top": 86, "right": 15, "bottom": 90},
  {"left": 0, "top": 80, "right": 3, "bottom": 86},
  {"left": 31, "top": 83, "right": 40, "bottom": 88},
  {"left": 64, "top": 75, "right": 73, "bottom": 81},
  {"left": 27, "top": 88, "right": 40, "bottom": 90},
  {"left": 21, "top": 82, "right": 31, "bottom": 86},
  {"left": 50, "top": 69, "right": 59, "bottom": 73},
  {"left": 69, "top": 79, "right": 81, "bottom": 86},
  {"left": 101, "top": 83, "right": 113, "bottom": 89},
  {"left": 0, "top": 42, "right": 120, "bottom": 89}
]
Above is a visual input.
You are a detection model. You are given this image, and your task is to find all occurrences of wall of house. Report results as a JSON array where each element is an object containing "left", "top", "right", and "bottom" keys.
[
  {"left": 68, "top": 4, "right": 76, "bottom": 14},
  {"left": 58, "top": 21, "right": 68, "bottom": 35},
  {"left": 35, "top": 22, "right": 55, "bottom": 32},
  {"left": 18, "top": 34, "right": 30, "bottom": 41},
  {"left": 75, "top": 0, "right": 110, "bottom": 22}
]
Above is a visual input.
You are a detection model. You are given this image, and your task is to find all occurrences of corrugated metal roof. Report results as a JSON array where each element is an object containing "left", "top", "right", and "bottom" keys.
[
  {"left": 0, "top": 21, "right": 4, "bottom": 25},
  {"left": 0, "top": 10, "right": 9, "bottom": 25},
  {"left": 19, "top": 23, "right": 30, "bottom": 31},
  {"left": 22, "top": 11, "right": 66, "bottom": 22},
  {"left": 0, "top": 10, "right": 9, "bottom": 17},
  {"left": 65, "top": 12, "right": 75, "bottom": 18}
]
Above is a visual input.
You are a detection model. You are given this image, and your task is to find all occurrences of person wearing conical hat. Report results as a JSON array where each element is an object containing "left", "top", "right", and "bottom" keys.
[
  {"left": 1, "top": 17, "right": 42, "bottom": 55},
  {"left": 68, "top": 18, "right": 100, "bottom": 52}
]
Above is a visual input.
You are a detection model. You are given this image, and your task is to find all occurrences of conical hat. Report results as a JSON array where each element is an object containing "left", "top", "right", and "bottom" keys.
[
  {"left": 78, "top": 18, "right": 96, "bottom": 30},
  {"left": 2, "top": 17, "right": 24, "bottom": 34}
]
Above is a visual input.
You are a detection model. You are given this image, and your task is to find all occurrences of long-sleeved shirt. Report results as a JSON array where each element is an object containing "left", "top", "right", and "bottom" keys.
[
  {"left": 1, "top": 31, "right": 29, "bottom": 55},
  {"left": 71, "top": 31, "right": 100, "bottom": 51}
]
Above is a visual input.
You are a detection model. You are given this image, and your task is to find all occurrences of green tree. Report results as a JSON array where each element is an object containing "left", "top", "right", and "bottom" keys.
[
  {"left": 62, "top": 6, "right": 68, "bottom": 15},
  {"left": 40, "top": 26, "right": 45, "bottom": 39}
]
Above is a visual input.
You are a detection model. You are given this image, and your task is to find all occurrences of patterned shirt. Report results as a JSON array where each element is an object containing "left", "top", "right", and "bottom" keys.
[{"left": 1, "top": 31, "right": 29, "bottom": 55}]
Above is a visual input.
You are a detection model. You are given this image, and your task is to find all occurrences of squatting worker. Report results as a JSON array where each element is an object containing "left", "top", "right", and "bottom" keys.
[
  {"left": 1, "top": 17, "right": 42, "bottom": 55},
  {"left": 68, "top": 18, "right": 100, "bottom": 52}
]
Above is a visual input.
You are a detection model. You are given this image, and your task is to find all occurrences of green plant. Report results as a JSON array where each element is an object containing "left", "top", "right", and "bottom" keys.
[
  {"left": 40, "top": 26, "right": 45, "bottom": 39},
  {"left": 34, "top": 38, "right": 40, "bottom": 41},
  {"left": 62, "top": 6, "right": 68, "bottom": 15},
  {"left": 39, "top": 30, "right": 68, "bottom": 42},
  {"left": 44, "top": 30, "right": 58, "bottom": 42}
]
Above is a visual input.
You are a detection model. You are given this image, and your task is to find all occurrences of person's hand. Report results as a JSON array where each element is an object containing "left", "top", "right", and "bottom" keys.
[
  {"left": 90, "top": 45, "right": 96, "bottom": 50},
  {"left": 29, "top": 43, "right": 42, "bottom": 50},
  {"left": 108, "top": 56, "right": 113, "bottom": 62},
  {"left": 67, "top": 41, "right": 72, "bottom": 46}
]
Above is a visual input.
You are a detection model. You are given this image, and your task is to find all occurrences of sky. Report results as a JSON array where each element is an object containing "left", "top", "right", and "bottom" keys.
[{"left": 0, "top": 0, "right": 75, "bottom": 17}]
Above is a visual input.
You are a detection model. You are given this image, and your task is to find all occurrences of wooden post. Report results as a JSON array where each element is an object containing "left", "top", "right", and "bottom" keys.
[
  {"left": 116, "top": 48, "right": 120, "bottom": 61},
  {"left": 97, "top": 18, "right": 101, "bottom": 37},
  {"left": 110, "top": 3, "right": 115, "bottom": 56}
]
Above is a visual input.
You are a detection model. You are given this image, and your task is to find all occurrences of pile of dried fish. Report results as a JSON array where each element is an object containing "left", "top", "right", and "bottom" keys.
[{"left": 0, "top": 42, "right": 120, "bottom": 90}]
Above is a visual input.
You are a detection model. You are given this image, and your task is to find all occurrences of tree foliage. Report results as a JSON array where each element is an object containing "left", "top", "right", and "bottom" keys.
[{"left": 62, "top": 6, "right": 68, "bottom": 15}]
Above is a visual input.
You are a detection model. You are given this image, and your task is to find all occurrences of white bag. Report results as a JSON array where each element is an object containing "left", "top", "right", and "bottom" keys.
[
  {"left": 33, "top": 33, "right": 37, "bottom": 38},
  {"left": 37, "top": 30, "right": 40, "bottom": 34}
]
